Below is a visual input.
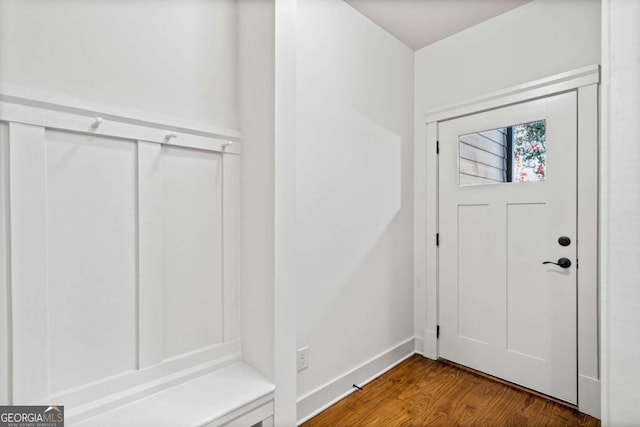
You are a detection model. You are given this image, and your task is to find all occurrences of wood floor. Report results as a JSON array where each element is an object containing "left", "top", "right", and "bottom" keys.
[{"left": 302, "top": 355, "right": 600, "bottom": 427}]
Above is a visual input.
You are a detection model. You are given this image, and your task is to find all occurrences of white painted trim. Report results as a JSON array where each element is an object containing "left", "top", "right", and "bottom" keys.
[
  {"left": 577, "top": 84, "right": 601, "bottom": 419},
  {"left": 209, "top": 399, "right": 273, "bottom": 427},
  {"left": 599, "top": 1, "right": 611, "bottom": 424},
  {"left": 425, "top": 65, "right": 600, "bottom": 124},
  {"left": 273, "top": 0, "right": 298, "bottom": 425},
  {"left": 0, "top": 99, "right": 241, "bottom": 155},
  {"left": 296, "top": 338, "right": 416, "bottom": 425},
  {"left": 579, "top": 375, "right": 601, "bottom": 419},
  {"left": 414, "top": 122, "right": 439, "bottom": 364},
  {"left": 423, "top": 328, "right": 438, "bottom": 360},
  {"left": 0, "top": 83, "right": 241, "bottom": 141},
  {"left": 413, "top": 121, "right": 439, "bottom": 363},
  {"left": 426, "top": 121, "right": 439, "bottom": 356},
  {"left": 413, "top": 120, "right": 428, "bottom": 354}
]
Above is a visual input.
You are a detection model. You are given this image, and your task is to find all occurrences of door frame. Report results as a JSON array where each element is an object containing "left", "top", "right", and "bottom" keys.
[{"left": 413, "top": 65, "right": 600, "bottom": 417}]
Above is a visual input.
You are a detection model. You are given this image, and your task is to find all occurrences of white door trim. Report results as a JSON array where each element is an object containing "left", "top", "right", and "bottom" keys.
[
  {"left": 413, "top": 65, "right": 600, "bottom": 418},
  {"left": 424, "top": 65, "right": 599, "bottom": 123}
]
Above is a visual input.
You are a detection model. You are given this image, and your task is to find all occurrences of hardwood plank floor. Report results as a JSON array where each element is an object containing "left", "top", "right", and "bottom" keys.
[{"left": 302, "top": 355, "right": 600, "bottom": 427}]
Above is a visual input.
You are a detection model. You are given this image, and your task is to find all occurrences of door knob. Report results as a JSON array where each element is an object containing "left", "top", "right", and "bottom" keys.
[
  {"left": 558, "top": 236, "right": 571, "bottom": 246},
  {"left": 542, "top": 258, "right": 571, "bottom": 268}
]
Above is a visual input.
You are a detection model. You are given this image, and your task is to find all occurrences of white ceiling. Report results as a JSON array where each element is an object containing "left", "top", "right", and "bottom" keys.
[{"left": 345, "top": 0, "right": 533, "bottom": 50}]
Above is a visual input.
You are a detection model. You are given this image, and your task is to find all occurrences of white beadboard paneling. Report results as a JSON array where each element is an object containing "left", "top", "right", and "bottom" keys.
[
  {"left": 0, "top": 122, "right": 9, "bottom": 404},
  {"left": 222, "top": 154, "right": 241, "bottom": 343},
  {"left": 45, "top": 129, "right": 137, "bottom": 394},
  {"left": 138, "top": 141, "right": 164, "bottom": 368},
  {"left": 9, "top": 122, "right": 48, "bottom": 403},
  {"left": 161, "top": 146, "right": 224, "bottom": 359}
]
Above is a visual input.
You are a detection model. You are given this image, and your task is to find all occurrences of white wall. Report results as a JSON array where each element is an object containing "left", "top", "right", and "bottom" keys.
[
  {"left": 601, "top": 0, "right": 640, "bottom": 424},
  {"left": 0, "top": 123, "right": 9, "bottom": 405},
  {"left": 238, "top": 2, "right": 298, "bottom": 424},
  {"left": 296, "top": 0, "right": 414, "bottom": 417},
  {"left": 414, "top": 0, "right": 601, "bottom": 357},
  {"left": 415, "top": 0, "right": 601, "bottom": 113},
  {"left": 0, "top": 0, "right": 238, "bottom": 131},
  {"left": 238, "top": 0, "right": 276, "bottom": 383},
  {"left": 273, "top": 0, "right": 298, "bottom": 425}
]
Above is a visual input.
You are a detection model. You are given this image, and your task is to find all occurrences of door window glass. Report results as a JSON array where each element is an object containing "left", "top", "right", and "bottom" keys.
[{"left": 459, "top": 120, "right": 546, "bottom": 186}]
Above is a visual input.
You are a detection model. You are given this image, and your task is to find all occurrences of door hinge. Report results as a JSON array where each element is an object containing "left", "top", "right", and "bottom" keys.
[
  {"left": 437, "top": 325, "right": 440, "bottom": 339},
  {"left": 436, "top": 233, "right": 440, "bottom": 247},
  {"left": 436, "top": 140, "right": 440, "bottom": 154}
]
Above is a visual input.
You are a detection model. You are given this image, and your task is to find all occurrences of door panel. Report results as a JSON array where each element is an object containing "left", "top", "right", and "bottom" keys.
[
  {"left": 438, "top": 92, "right": 577, "bottom": 403},
  {"left": 457, "top": 204, "right": 493, "bottom": 345}
]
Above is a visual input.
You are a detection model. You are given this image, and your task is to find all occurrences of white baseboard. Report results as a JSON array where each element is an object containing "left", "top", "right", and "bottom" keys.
[
  {"left": 423, "top": 328, "right": 437, "bottom": 360},
  {"left": 579, "top": 374, "right": 601, "bottom": 419},
  {"left": 296, "top": 337, "right": 416, "bottom": 425},
  {"left": 414, "top": 336, "right": 424, "bottom": 355}
]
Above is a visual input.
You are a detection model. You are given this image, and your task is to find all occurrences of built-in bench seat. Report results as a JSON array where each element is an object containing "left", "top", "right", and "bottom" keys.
[{"left": 73, "top": 363, "right": 275, "bottom": 427}]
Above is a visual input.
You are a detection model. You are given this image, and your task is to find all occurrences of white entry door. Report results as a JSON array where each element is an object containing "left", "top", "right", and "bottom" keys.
[{"left": 438, "top": 92, "right": 578, "bottom": 404}]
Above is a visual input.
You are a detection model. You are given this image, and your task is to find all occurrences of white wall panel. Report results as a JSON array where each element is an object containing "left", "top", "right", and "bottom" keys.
[
  {"left": 45, "top": 130, "right": 137, "bottom": 393},
  {"left": 9, "top": 123, "right": 48, "bottom": 403},
  {"left": 138, "top": 141, "right": 164, "bottom": 368},
  {"left": 161, "top": 146, "right": 223, "bottom": 359},
  {"left": 0, "top": 122, "right": 9, "bottom": 404},
  {"left": 506, "top": 203, "right": 549, "bottom": 360},
  {"left": 1, "top": 89, "right": 242, "bottom": 416},
  {"left": 222, "top": 154, "right": 241, "bottom": 343}
]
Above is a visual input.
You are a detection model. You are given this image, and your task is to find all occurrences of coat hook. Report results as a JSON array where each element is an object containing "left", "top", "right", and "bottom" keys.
[
  {"left": 222, "top": 141, "right": 233, "bottom": 149},
  {"left": 92, "top": 117, "right": 103, "bottom": 129},
  {"left": 165, "top": 132, "right": 178, "bottom": 141}
]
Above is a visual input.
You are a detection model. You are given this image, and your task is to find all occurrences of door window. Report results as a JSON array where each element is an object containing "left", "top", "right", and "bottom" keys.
[{"left": 459, "top": 120, "right": 546, "bottom": 186}]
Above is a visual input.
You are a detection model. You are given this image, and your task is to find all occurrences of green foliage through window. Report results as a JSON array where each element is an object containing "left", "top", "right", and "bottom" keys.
[{"left": 512, "top": 120, "right": 546, "bottom": 182}]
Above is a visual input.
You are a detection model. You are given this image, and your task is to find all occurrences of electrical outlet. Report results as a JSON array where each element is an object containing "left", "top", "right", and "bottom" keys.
[{"left": 297, "top": 347, "right": 309, "bottom": 371}]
